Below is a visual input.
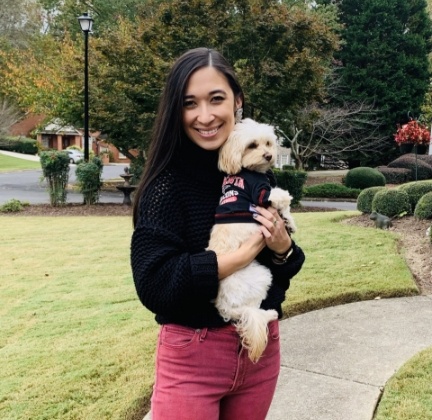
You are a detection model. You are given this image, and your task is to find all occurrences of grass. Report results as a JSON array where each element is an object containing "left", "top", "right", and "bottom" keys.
[
  {"left": 1, "top": 217, "right": 154, "bottom": 420},
  {"left": 375, "top": 348, "right": 432, "bottom": 420},
  {"left": 282, "top": 212, "right": 418, "bottom": 318},
  {"left": 0, "top": 212, "right": 424, "bottom": 419},
  {"left": 0, "top": 154, "right": 41, "bottom": 172}
]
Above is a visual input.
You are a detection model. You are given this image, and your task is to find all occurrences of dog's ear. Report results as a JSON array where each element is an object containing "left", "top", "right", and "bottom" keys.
[{"left": 218, "top": 130, "right": 244, "bottom": 174}]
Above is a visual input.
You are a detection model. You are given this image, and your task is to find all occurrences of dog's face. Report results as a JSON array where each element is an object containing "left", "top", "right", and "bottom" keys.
[{"left": 218, "top": 118, "right": 278, "bottom": 174}]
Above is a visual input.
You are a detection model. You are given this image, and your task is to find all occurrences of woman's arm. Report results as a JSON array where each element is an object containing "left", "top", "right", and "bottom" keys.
[
  {"left": 217, "top": 232, "right": 266, "bottom": 280},
  {"left": 131, "top": 175, "right": 220, "bottom": 317}
]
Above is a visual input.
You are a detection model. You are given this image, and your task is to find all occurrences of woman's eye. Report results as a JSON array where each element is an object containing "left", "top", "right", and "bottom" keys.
[
  {"left": 183, "top": 100, "right": 195, "bottom": 108},
  {"left": 212, "top": 95, "right": 225, "bottom": 103}
]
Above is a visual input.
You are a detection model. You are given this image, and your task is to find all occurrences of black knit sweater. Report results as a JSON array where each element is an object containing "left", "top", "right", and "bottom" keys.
[{"left": 131, "top": 139, "right": 305, "bottom": 328}]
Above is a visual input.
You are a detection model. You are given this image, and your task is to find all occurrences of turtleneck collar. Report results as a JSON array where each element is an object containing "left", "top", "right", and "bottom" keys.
[{"left": 172, "top": 138, "right": 223, "bottom": 186}]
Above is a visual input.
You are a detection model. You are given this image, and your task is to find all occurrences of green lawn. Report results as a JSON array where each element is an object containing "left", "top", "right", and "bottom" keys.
[
  {"left": 0, "top": 212, "right": 423, "bottom": 419},
  {"left": 0, "top": 154, "right": 41, "bottom": 172}
]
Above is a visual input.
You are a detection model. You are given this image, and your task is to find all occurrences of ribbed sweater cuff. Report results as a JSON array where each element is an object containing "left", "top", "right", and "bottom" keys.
[{"left": 189, "top": 251, "right": 219, "bottom": 301}]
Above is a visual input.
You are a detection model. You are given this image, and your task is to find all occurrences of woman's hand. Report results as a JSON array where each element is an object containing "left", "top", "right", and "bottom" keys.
[
  {"left": 217, "top": 232, "right": 265, "bottom": 280},
  {"left": 252, "top": 205, "right": 292, "bottom": 255}
]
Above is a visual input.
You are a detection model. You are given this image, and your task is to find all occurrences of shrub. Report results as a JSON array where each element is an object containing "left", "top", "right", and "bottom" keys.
[
  {"left": 40, "top": 151, "right": 70, "bottom": 206},
  {"left": 75, "top": 158, "right": 103, "bottom": 205},
  {"left": 388, "top": 154, "right": 432, "bottom": 181},
  {"left": 398, "top": 181, "right": 432, "bottom": 211},
  {"left": 356, "top": 186, "right": 386, "bottom": 213},
  {"left": 414, "top": 192, "right": 432, "bottom": 219},
  {"left": 344, "top": 167, "right": 386, "bottom": 189},
  {"left": 417, "top": 154, "right": 432, "bottom": 167},
  {"left": 274, "top": 169, "right": 307, "bottom": 206},
  {"left": 0, "top": 135, "right": 38, "bottom": 154},
  {"left": 282, "top": 165, "right": 295, "bottom": 171},
  {"left": 130, "top": 155, "right": 144, "bottom": 185},
  {"left": 372, "top": 189, "right": 411, "bottom": 217},
  {"left": 376, "top": 166, "right": 410, "bottom": 184},
  {"left": 303, "top": 183, "right": 360, "bottom": 199},
  {"left": 0, "top": 199, "right": 29, "bottom": 213}
]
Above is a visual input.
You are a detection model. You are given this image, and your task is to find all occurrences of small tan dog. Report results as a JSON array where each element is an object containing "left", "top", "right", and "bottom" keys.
[{"left": 207, "top": 118, "right": 296, "bottom": 362}]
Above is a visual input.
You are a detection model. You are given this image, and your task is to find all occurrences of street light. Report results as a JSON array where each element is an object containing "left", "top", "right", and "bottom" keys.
[{"left": 78, "top": 12, "right": 94, "bottom": 162}]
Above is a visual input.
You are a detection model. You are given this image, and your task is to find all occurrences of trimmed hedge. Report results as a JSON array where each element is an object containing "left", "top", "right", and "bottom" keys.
[
  {"left": 274, "top": 169, "right": 307, "bottom": 206},
  {"left": 0, "top": 136, "right": 39, "bottom": 155},
  {"left": 388, "top": 154, "right": 432, "bottom": 181},
  {"left": 345, "top": 167, "right": 386, "bottom": 189},
  {"left": 372, "top": 189, "right": 411, "bottom": 217},
  {"left": 376, "top": 166, "right": 410, "bottom": 184},
  {"left": 398, "top": 181, "right": 432, "bottom": 211},
  {"left": 356, "top": 186, "right": 386, "bottom": 214},
  {"left": 414, "top": 192, "right": 432, "bottom": 219},
  {"left": 303, "top": 183, "right": 360, "bottom": 199}
]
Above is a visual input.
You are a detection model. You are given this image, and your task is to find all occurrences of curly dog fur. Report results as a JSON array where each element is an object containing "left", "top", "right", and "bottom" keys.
[{"left": 207, "top": 118, "right": 296, "bottom": 362}]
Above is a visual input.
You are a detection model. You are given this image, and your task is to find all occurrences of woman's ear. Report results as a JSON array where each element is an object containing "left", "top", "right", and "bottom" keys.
[
  {"left": 218, "top": 131, "right": 244, "bottom": 174},
  {"left": 235, "top": 96, "right": 243, "bottom": 112}
]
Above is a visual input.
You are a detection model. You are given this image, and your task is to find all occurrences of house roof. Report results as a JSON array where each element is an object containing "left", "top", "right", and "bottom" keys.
[
  {"left": 39, "top": 119, "right": 81, "bottom": 135},
  {"left": 9, "top": 114, "right": 45, "bottom": 137}
]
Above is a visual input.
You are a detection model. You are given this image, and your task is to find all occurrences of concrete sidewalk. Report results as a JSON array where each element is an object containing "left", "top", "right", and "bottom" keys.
[
  {"left": 267, "top": 296, "right": 432, "bottom": 420},
  {"left": 0, "top": 149, "right": 40, "bottom": 161}
]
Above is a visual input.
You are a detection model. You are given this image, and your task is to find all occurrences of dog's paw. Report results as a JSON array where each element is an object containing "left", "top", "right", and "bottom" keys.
[{"left": 269, "top": 187, "right": 292, "bottom": 210}]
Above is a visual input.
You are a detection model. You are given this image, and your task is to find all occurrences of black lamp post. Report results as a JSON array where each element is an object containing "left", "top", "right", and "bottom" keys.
[{"left": 77, "top": 12, "right": 94, "bottom": 162}]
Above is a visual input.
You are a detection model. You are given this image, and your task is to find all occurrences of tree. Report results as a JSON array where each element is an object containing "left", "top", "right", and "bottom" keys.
[
  {"left": 0, "top": 34, "right": 81, "bottom": 120},
  {"left": 0, "top": 0, "right": 43, "bottom": 48},
  {"left": 89, "top": 0, "right": 339, "bottom": 158},
  {"left": 278, "top": 100, "right": 388, "bottom": 169},
  {"left": 37, "top": 0, "right": 153, "bottom": 38},
  {"left": 335, "top": 0, "right": 432, "bottom": 159},
  {"left": 0, "top": 0, "right": 340, "bottom": 162},
  {"left": 0, "top": 98, "right": 21, "bottom": 135}
]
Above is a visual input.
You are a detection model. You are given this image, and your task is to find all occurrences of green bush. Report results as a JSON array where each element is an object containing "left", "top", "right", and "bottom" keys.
[
  {"left": 417, "top": 154, "right": 432, "bottom": 167},
  {"left": 0, "top": 136, "right": 39, "bottom": 154},
  {"left": 40, "top": 151, "right": 70, "bottom": 206},
  {"left": 398, "top": 181, "right": 432, "bottom": 211},
  {"left": 413, "top": 191, "right": 432, "bottom": 219},
  {"left": 356, "top": 186, "right": 386, "bottom": 213},
  {"left": 274, "top": 169, "right": 308, "bottom": 206},
  {"left": 344, "top": 167, "right": 386, "bottom": 189},
  {"left": 376, "top": 166, "right": 410, "bottom": 184},
  {"left": 303, "top": 183, "right": 360, "bottom": 199},
  {"left": 75, "top": 158, "right": 103, "bottom": 205},
  {"left": 388, "top": 154, "right": 432, "bottom": 181},
  {"left": 0, "top": 199, "right": 29, "bottom": 213},
  {"left": 130, "top": 156, "right": 144, "bottom": 185},
  {"left": 372, "top": 189, "right": 411, "bottom": 217},
  {"left": 282, "top": 165, "right": 295, "bottom": 171}
]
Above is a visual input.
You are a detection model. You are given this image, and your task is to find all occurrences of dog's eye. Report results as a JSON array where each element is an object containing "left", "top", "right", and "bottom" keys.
[
  {"left": 266, "top": 141, "right": 271, "bottom": 147},
  {"left": 247, "top": 142, "right": 258, "bottom": 149}
]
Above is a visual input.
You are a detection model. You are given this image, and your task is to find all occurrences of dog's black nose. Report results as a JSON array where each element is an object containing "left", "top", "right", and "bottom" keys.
[{"left": 264, "top": 153, "right": 272, "bottom": 161}]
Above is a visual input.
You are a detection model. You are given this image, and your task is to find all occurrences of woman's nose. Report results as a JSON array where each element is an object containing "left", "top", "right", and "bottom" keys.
[{"left": 196, "top": 105, "right": 214, "bottom": 124}]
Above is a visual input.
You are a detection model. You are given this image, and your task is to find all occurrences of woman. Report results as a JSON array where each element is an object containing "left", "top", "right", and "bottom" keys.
[{"left": 131, "top": 48, "right": 305, "bottom": 420}]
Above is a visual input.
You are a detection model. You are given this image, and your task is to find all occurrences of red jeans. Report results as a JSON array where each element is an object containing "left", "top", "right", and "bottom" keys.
[{"left": 150, "top": 320, "right": 280, "bottom": 420}]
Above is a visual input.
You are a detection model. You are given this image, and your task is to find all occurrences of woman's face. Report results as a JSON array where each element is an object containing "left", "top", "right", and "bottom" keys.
[{"left": 182, "top": 66, "right": 242, "bottom": 151}]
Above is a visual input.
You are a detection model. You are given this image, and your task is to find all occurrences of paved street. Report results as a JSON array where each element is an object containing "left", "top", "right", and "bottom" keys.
[
  {"left": 0, "top": 164, "right": 129, "bottom": 205},
  {"left": 0, "top": 152, "right": 357, "bottom": 209}
]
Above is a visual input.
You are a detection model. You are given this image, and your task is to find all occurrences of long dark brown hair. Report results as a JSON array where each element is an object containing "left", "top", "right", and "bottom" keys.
[{"left": 132, "top": 48, "right": 244, "bottom": 226}]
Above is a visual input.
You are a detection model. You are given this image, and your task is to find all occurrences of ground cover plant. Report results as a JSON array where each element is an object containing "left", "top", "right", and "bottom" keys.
[
  {"left": 0, "top": 211, "right": 420, "bottom": 419},
  {"left": 0, "top": 154, "right": 40, "bottom": 172}
]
